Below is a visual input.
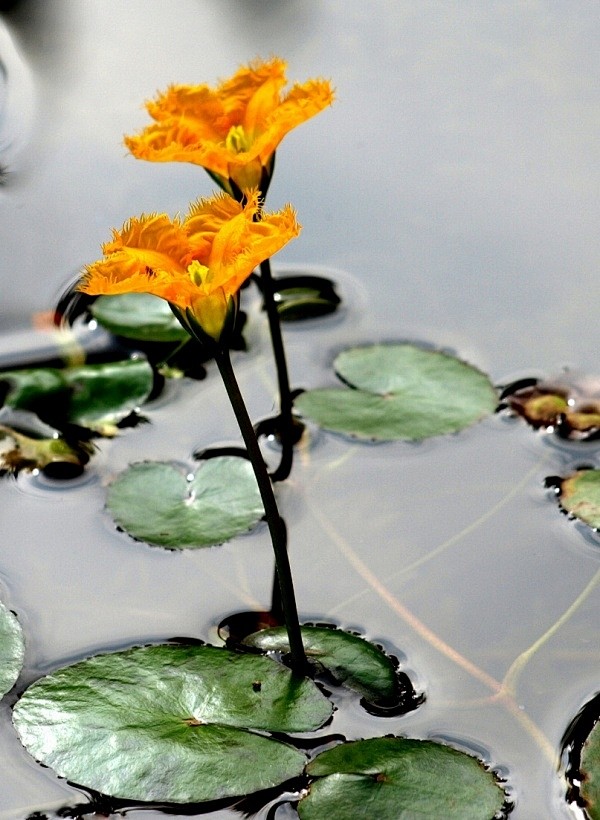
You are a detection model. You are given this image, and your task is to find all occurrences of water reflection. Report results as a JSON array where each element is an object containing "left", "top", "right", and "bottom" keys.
[{"left": 1, "top": 2, "right": 599, "bottom": 818}]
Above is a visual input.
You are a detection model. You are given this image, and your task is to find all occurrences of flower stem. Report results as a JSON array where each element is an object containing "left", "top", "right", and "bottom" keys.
[
  {"left": 258, "top": 257, "right": 295, "bottom": 482},
  {"left": 214, "top": 348, "right": 307, "bottom": 675}
]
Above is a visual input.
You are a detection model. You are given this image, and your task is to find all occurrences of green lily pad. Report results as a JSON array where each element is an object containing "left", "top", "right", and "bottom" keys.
[
  {"left": 90, "top": 293, "right": 190, "bottom": 342},
  {"left": 106, "top": 457, "right": 264, "bottom": 548},
  {"left": 1, "top": 368, "right": 67, "bottom": 411},
  {"left": 298, "top": 737, "right": 506, "bottom": 820},
  {"left": 63, "top": 359, "right": 153, "bottom": 434},
  {"left": 295, "top": 344, "right": 497, "bottom": 441},
  {"left": 0, "top": 599, "right": 24, "bottom": 698},
  {"left": 273, "top": 275, "right": 341, "bottom": 322},
  {"left": 581, "top": 718, "right": 600, "bottom": 818},
  {"left": 13, "top": 643, "right": 332, "bottom": 803},
  {"left": 559, "top": 469, "right": 600, "bottom": 529},
  {"left": 244, "top": 626, "right": 398, "bottom": 703},
  {"left": 0, "top": 359, "right": 154, "bottom": 437}
]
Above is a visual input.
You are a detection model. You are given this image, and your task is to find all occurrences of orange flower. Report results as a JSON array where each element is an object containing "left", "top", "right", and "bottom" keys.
[
  {"left": 79, "top": 190, "right": 300, "bottom": 342},
  {"left": 124, "top": 57, "right": 334, "bottom": 194}
]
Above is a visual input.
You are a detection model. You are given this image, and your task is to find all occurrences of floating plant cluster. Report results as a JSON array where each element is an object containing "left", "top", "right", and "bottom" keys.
[{"left": 0, "top": 57, "right": 598, "bottom": 819}]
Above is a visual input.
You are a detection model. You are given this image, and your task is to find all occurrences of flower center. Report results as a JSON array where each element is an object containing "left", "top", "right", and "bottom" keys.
[
  {"left": 188, "top": 260, "right": 210, "bottom": 288},
  {"left": 225, "top": 124, "right": 252, "bottom": 154}
]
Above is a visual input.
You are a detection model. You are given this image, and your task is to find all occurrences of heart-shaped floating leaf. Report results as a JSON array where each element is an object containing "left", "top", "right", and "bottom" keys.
[
  {"left": 298, "top": 737, "right": 506, "bottom": 820},
  {"left": 106, "top": 457, "right": 264, "bottom": 548},
  {"left": 0, "top": 599, "right": 24, "bottom": 698},
  {"left": 244, "top": 626, "right": 398, "bottom": 703},
  {"left": 295, "top": 344, "right": 497, "bottom": 441},
  {"left": 91, "top": 293, "right": 190, "bottom": 342},
  {"left": 558, "top": 469, "right": 600, "bottom": 529},
  {"left": 13, "top": 643, "right": 332, "bottom": 803},
  {"left": 580, "top": 718, "right": 600, "bottom": 818}
]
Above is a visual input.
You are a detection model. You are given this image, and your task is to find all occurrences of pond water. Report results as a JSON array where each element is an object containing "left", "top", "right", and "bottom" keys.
[{"left": 1, "top": 2, "right": 599, "bottom": 818}]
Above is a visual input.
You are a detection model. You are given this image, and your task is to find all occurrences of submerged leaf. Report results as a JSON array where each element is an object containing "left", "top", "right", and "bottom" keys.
[
  {"left": 13, "top": 643, "right": 332, "bottom": 802},
  {"left": 299, "top": 737, "right": 506, "bottom": 820},
  {"left": 295, "top": 344, "right": 496, "bottom": 441},
  {"left": 0, "top": 600, "right": 24, "bottom": 698},
  {"left": 244, "top": 626, "right": 398, "bottom": 703},
  {"left": 559, "top": 469, "right": 600, "bottom": 529},
  {"left": 90, "top": 293, "right": 190, "bottom": 342},
  {"left": 106, "top": 457, "right": 264, "bottom": 548}
]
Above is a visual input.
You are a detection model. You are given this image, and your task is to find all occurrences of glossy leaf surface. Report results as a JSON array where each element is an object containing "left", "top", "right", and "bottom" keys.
[
  {"left": 91, "top": 293, "right": 190, "bottom": 342},
  {"left": 13, "top": 643, "right": 332, "bottom": 802},
  {"left": 63, "top": 359, "right": 153, "bottom": 433},
  {"left": 106, "top": 457, "right": 264, "bottom": 548},
  {"left": 299, "top": 737, "right": 505, "bottom": 819},
  {"left": 244, "top": 626, "right": 398, "bottom": 702},
  {"left": 0, "top": 600, "right": 24, "bottom": 698},
  {"left": 0, "top": 359, "right": 153, "bottom": 436},
  {"left": 295, "top": 344, "right": 496, "bottom": 441},
  {"left": 273, "top": 275, "right": 341, "bottom": 322}
]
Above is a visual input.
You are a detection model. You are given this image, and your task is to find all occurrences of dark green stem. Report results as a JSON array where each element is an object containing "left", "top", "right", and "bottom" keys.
[
  {"left": 258, "top": 256, "right": 295, "bottom": 482},
  {"left": 214, "top": 348, "right": 306, "bottom": 675}
]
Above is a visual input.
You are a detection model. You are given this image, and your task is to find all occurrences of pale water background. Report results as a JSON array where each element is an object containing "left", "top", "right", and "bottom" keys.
[{"left": 0, "top": 2, "right": 599, "bottom": 818}]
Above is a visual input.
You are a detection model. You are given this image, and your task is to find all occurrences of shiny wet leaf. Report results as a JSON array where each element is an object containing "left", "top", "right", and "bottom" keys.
[
  {"left": 0, "top": 359, "right": 153, "bottom": 437},
  {"left": 106, "top": 457, "right": 264, "bottom": 548},
  {"left": 244, "top": 625, "right": 398, "bottom": 703},
  {"left": 272, "top": 275, "right": 341, "bottom": 322},
  {"left": 0, "top": 599, "right": 24, "bottom": 698},
  {"left": 91, "top": 293, "right": 190, "bottom": 342},
  {"left": 63, "top": 359, "right": 153, "bottom": 434},
  {"left": 295, "top": 344, "right": 497, "bottom": 441},
  {"left": 13, "top": 643, "right": 332, "bottom": 803},
  {"left": 298, "top": 737, "right": 506, "bottom": 819}
]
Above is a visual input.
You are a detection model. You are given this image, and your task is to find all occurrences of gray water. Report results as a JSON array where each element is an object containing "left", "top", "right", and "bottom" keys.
[{"left": 1, "top": 3, "right": 599, "bottom": 818}]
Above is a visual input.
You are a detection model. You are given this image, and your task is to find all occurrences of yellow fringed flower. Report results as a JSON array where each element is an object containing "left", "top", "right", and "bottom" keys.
[
  {"left": 78, "top": 190, "right": 300, "bottom": 342},
  {"left": 124, "top": 57, "right": 334, "bottom": 193}
]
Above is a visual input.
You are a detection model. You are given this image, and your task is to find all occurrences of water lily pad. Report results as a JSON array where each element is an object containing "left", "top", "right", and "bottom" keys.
[
  {"left": 1, "top": 368, "right": 67, "bottom": 411},
  {"left": 90, "top": 293, "right": 190, "bottom": 342},
  {"left": 106, "top": 457, "right": 264, "bottom": 548},
  {"left": 580, "top": 718, "right": 600, "bottom": 818},
  {"left": 13, "top": 643, "right": 332, "bottom": 803},
  {"left": 298, "top": 737, "right": 506, "bottom": 820},
  {"left": 0, "top": 599, "right": 24, "bottom": 697},
  {"left": 295, "top": 344, "right": 497, "bottom": 441},
  {"left": 559, "top": 469, "right": 600, "bottom": 529},
  {"left": 0, "top": 359, "right": 154, "bottom": 436},
  {"left": 244, "top": 626, "right": 398, "bottom": 703},
  {"left": 63, "top": 359, "right": 153, "bottom": 434},
  {"left": 272, "top": 275, "right": 341, "bottom": 322}
]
